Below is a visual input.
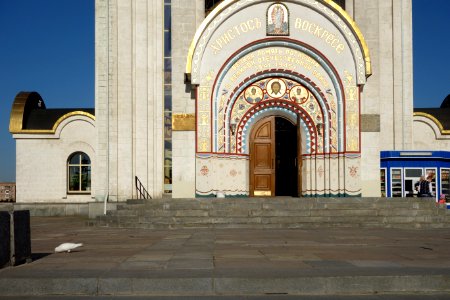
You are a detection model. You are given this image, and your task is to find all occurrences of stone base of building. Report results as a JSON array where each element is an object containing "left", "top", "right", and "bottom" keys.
[{"left": 0, "top": 202, "right": 117, "bottom": 219}]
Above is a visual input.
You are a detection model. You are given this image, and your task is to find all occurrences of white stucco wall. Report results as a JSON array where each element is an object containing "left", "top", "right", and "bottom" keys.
[
  {"left": 171, "top": 0, "right": 204, "bottom": 198},
  {"left": 14, "top": 117, "right": 96, "bottom": 203},
  {"left": 95, "top": 0, "right": 165, "bottom": 201},
  {"left": 361, "top": 132, "right": 381, "bottom": 196},
  {"left": 354, "top": 0, "right": 413, "bottom": 151},
  {"left": 413, "top": 118, "right": 450, "bottom": 151},
  {"left": 352, "top": 0, "right": 413, "bottom": 196}
]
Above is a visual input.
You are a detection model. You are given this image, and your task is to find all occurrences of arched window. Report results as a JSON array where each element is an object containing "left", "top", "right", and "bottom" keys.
[{"left": 67, "top": 152, "right": 91, "bottom": 193}]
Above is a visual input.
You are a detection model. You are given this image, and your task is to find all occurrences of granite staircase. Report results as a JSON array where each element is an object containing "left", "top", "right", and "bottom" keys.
[{"left": 92, "top": 197, "right": 450, "bottom": 229}]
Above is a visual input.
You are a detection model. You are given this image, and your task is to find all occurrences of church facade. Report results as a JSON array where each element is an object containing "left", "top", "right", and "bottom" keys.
[{"left": 9, "top": 0, "right": 450, "bottom": 203}]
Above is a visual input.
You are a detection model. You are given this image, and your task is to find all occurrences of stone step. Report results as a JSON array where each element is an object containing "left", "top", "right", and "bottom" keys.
[
  {"left": 116, "top": 201, "right": 440, "bottom": 212},
  {"left": 95, "top": 216, "right": 450, "bottom": 230},
  {"left": 108, "top": 208, "right": 444, "bottom": 219},
  {"left": 94, "top": 197, "right": 450, "bottom": 229},
  {"left": 94, "top": 220, "right": 450, "bottom": 230}
]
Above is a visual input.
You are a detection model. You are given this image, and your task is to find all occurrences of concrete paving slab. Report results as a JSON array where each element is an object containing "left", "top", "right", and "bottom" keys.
[
  {"left": 1, "top": 217, "right": 450, "bottom": 297},
  {"left": 166, "top": 258, "right": 213, "bottom": 269},
  {"left": 1, "top": 295, "right": 450, "bottom": 299}
]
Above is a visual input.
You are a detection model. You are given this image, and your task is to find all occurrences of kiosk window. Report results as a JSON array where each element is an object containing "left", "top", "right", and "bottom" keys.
[
  {"left": 441, "top": 169, "right": 449, "bottom": 198},
  {"left": 426, "top": 168, "right": 437, "bottom": 197},
  {"left": 405, "top": 169, "right": 422, "bottom": 177},
  {"left": 391, "top": 169, "right": 402, "bottom": 197}
]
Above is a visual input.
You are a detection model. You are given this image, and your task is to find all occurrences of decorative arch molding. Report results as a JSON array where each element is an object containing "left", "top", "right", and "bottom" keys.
[
  {"left": 186, "top": 0, "right": 371, "bottom": 84},
  {"left": 237, "top": 103, "right": 315, "bottom": 154},
  {"left": 219, "top": 71, "right": 335, "bottom": 154},
  {"left": 190, "top": 0, "right": 366, "bottom": 197},
  {"left": 413, "top": 112, "right": 450, "bottom": 136},
  {"left": 54, "top": 115, "right": 96, "bottom": 139},
  {"left": 208, "top": 39, "right": 344, "bottom": 153},
  {"left": 66, "top": 141, "right": 96, "bottom": 157}
]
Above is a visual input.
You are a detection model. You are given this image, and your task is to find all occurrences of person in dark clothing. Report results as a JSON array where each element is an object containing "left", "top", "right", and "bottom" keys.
[
  {"left": 414, "top": 178, "right": 421, "bottom": 196},
  {"left": 416, "top": 176, "right": 425, "bottom": 196},
  {"left": 419, "top": 175, "right": 433, "bottom": 197}
]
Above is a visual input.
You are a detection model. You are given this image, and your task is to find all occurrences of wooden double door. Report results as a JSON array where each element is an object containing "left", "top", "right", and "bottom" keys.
[{"left": 249, "top": 116, "right": 302, "bottom": 197}]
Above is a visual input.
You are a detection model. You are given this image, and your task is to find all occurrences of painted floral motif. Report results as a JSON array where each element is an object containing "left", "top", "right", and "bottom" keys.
[
  {"left": 317, "top": 165, "right": 324, "bottom": 178},
  {"left": 200, "top": 165, "right": 209, "bottom": 176},
  {"left": 229, "top": 169, "right": 237, "bottom": 177},
  {"left": 349, "top": 166, "right": 358, "bottom": 178}
]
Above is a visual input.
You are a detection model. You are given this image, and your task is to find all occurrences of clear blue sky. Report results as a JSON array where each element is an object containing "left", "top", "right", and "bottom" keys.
[{"left": 0, "top": 0, "right": 449, "bottom": 182}]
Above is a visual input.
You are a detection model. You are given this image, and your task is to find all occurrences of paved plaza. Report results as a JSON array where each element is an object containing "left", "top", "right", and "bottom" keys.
[{"left": 1, "top": 216, "right": 450, "bottom": 297}]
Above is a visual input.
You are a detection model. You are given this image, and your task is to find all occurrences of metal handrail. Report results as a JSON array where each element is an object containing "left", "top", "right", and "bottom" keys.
[{"left": 135, "top": 176, "right": 152, "bottom": 199}]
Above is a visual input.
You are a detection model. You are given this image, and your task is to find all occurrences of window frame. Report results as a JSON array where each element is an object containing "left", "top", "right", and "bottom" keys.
[
  {"left": 390, "top": 168, "right": 403, "bottom": 197},
  {"left": 403, "top": 167, "right": 424, "bottom": 197},
  {"left": 440, "top": 168, "right": 450, "bottom": 200},
  {"left": 425, "top": 167, "right": 437, "bottom": 201},
  {"left": 380, "top": 168, "right": 387, "bottom": 197},
  {"left": 67, "top": 152, "right": 91, "bottom": 194}
]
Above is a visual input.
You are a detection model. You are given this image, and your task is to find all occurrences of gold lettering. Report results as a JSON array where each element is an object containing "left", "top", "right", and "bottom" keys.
[
  {"left": 294, "top": 18, "right": 345, "bottom": 54},
  {"left": 247, "top": 19, "right": 255, "bottom": 30},
  {"left": 227, "top": 47, "right": 331, "bottom": 90},
  {"left": 233, "top": 25, "right": 241, "bottom": 36},
  {"left": 211, "top": 43, "right": 221, "bottom": 54},
  {"left": 325, "top": 34, "right": 334, "bottom": 44},
  {"left": 336, "top": 43, "right": 345, "bottom": 53},
  {"left": 216, "top": 39, "right": 223, "bottom": 49},
  {"left": 240, "top": 22, "right": 249, "bottom": 32},
  {"left": 301, "top": 20, "right": 310, "bottom": 31},
  {"left": 331, "top": 38, "right": 339, "bottom": 47},
  {"left": 255, "top": 18, "right": 262, "bottom": 28},
  {"left": 314, "top": 25, "right": 323, "bottom": 37},
  {"left": 210, "top": 18, "right": 262, "bottom": 54},
  {"left": 227, "top": 29, "right": 235, "bottom": 40},
  {"left": 220, "top": 34, "right": 231, "bottom": 45}
]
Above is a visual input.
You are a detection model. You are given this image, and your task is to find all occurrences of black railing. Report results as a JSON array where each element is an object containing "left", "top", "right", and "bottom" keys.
[{"left": 135, "top": 176, "right": 152, "bottom": 200}]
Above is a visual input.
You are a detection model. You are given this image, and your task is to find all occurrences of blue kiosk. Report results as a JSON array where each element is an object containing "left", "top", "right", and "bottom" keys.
[{"left": 380, "top": 151, "right": 450, "bottom": 206}]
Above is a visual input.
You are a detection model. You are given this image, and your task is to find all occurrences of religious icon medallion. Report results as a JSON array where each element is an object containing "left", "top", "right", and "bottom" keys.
[{"left": 267, "top": 2, "right": 289, "bottom": 36}]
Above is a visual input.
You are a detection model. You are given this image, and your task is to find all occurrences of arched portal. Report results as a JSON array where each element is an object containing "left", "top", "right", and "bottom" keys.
[
  {"left": 190, "top": 0, "right": 371, "bottom": 197},
  {"left": 249, "top": 116, "right": 299, "bottom": 197}
]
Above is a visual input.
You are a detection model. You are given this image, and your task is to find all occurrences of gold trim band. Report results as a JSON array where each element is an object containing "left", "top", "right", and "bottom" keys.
[
  {"left": 324, "top": 0, "right": 372, "bottom": 76},
  {"left": 413, "top": 112, "right": 450, "bottom": 135},
  {"left": 11, "top": 111, "right": 95, "bottom": 134}
]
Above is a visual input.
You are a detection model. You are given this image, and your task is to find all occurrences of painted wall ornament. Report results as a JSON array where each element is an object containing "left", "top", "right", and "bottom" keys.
[
  {"left": 266, "top": 78, "right": 286, "bottom": 98},
  {"left": 290, "top": 85, "right": 309, "bottom": 104},
  {"left": 200, "top": 165, "right": 209, "bottom": 176},
  {"left": 267, "top": 2, "right": 289, "bottom": 36},
  {"left": 244, "top": 86, "right": 263, "bottom": 104}
]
